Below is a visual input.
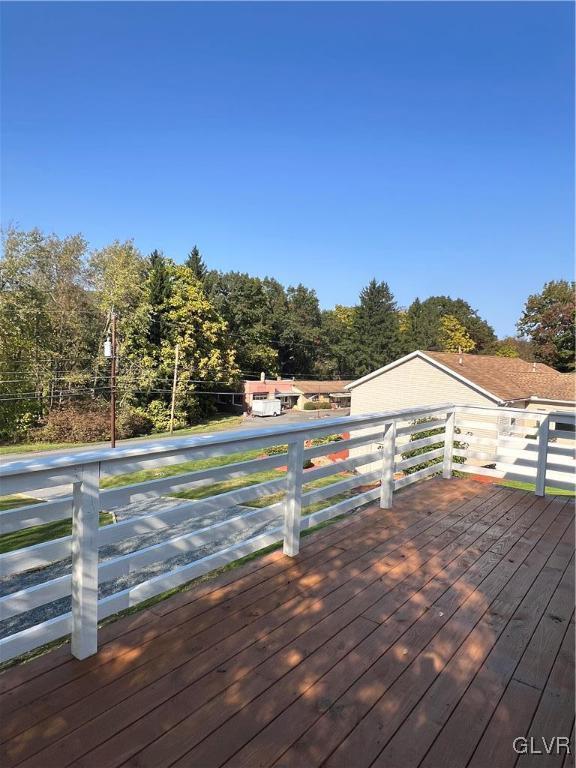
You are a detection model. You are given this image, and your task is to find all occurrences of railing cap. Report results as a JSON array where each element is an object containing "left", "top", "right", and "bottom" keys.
[{"left": 0, "top": 403, "right": 454, "bottom": 477}]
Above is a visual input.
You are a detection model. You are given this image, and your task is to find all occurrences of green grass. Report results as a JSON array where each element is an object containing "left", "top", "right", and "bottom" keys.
[
  {"left": 0, "top": 415, "right": 244, "bottom": 456},
  {"left": 101, "top": 448, "right": 266, "bottom": 489},
  {"left": 0, "top": 511, "right": 115, "bottom": 554},
  {"left": 496, "top": 479, "right": 575, "bottom": 497}
]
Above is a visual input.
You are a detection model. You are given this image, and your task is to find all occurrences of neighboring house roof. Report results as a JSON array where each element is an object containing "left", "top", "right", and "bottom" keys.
[
  {"left": 292, "top": 380, "right": 352, "bottom": 395},
  {"left": 345, "top": 350, "right": 575, "bottom": 404}
]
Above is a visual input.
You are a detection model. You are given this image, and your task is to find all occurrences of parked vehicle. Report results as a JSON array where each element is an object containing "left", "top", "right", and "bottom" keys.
[{"left": 251, "top": 398, "right": 282, "bottom": 417}]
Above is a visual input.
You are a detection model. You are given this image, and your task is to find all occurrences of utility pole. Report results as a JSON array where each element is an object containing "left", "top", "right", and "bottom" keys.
[
  {"left": 104, "top": 311, "right": 118, "bottom": 448},
  {"left": 169, "top": 343, "right": 180, "bottom": 435}
]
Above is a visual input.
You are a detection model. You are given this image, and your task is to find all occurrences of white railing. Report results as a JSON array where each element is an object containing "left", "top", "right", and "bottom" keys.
[
  {"left": 453, "top": 405, "right": 576, "bottom": 495},
  {"left": 0, "top": 402, "right": 573, "bottom": 664}
]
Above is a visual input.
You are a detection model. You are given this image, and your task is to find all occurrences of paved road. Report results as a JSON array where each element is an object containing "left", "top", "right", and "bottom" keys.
[{"left": 1, "top": 408, "right": 350, "bottom": 465}]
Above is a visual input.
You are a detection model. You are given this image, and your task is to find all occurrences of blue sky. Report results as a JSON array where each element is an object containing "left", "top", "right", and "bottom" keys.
[{"left": 1, "top": 1, "right": 573, "bottom": 337}]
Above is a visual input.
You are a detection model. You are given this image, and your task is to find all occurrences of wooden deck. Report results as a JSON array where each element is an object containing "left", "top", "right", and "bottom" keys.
[{"left": 1, "top": 478, "right": 574, "bottom": 768}]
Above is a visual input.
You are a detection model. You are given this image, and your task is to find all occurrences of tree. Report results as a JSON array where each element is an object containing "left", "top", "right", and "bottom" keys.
[
  {"left": 517, "top": 281, "right": 575, "bottom": 372},
  {"left": 207, "top": 271, "right": 278, "bottom": 375},
  {"left": 317, "top": 305, "right": 357, "bottom": 378},
  {"left": 351, "top": 279, "right": 401, "bottom": 376},
  {"left": 280, "top": 284, "right": 322, "bottom": 375},
  {"left": 0, "top": 227, "right": 101, "bottom": 436},
  {"left": 404, "top": 295, "right": 496, "bottom": 354},
  {"left": 147, "top": 250, "right": 171, "bottom": 346},
  {"left": 494, "top": 336, "right": 534, "bottom": 360},
  {"left": 160, "top": 265, "right": 240, "bottom": 419},
  {"left": 185, "top": 246, "right": 207, "bottom": 281},
  {"left": 438, "top": 314, "right": 476, "bottom": 353}
]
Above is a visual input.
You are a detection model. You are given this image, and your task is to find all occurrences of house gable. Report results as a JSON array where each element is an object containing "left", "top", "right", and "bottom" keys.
[{"left": 346, "top": 351, "right": 503, "bottom": 405}]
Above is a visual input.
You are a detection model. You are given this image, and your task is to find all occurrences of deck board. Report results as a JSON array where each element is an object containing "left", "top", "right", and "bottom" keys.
[{"left": 0, "top": 478, "right": 573, "bottom": 768}]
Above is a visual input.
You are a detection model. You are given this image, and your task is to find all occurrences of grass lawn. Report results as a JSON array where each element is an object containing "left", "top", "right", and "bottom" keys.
[
  {"left": 0, "top": 414, "right": 244, "bottom": 456},
  {"left": 0, "top": 504, "right": 114, "bottom": 554},
  {"left": 100, "top": 446, "right": 271, "bottom": 489},
  {"left": 496, "top": 479, "right": 575, "bottom": 496}
]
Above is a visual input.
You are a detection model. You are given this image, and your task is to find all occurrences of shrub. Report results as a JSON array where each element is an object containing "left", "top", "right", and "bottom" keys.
[
  {"left": 264, "top": 444, "right": 288, "bottom": 456},
  {"left": 401, "top": 417, "right": 466, "bottom": 474},
  {"left": 116, "top": 407, "right": 154, "bottom": 439},
  {"left": 310, "top": 434, "right": 343, "bottom": 447},
  {"left": 144, "top": 399, "right": 187, "bottom": 433},
  {"left": 32, "top": 401, "right": 111, "bottom": 443},
  {"left": 303, "top": 400, "right": 332, "bottom": 411}
]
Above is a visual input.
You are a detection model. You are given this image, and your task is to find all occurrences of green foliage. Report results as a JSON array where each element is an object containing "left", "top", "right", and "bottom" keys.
[
  {"left": 401, "top": 418, "right": 466, "bottom": 474},
  {"left": 185, "top": 246, "right": 207, "bottom": 281},
  {"left": 116, "top": 406, "right": 154, "bottom": 438},
  {"left": 147, "top": 250, "right": 171, "bottom": 347},
  {"left": 494, "top": 336, "right": 533, "bottom": 360},
  {"left": 303, "top": 400, "right": 332, "bottom": 410},
  {"left": 309, "top": 434, "right": 343, "bottom": 447},
  {"left": 438, "top": 314, "right": 476, "bottom": 353},
  {"left": 264, "top": 444, "right": 288, "bottom": 456},
  {"left": 351, "top": 279, "right": 401, "bottom": 376},
  {"left": 139, "top": 400, "right": 186, "bottom": 433},
  {"left": 403, "top": 296, "right": 496, "bottom": 354},
  {"left": 517, "top": 280, "right": 575, "bottom": 371},
  {"left": 317, "top": 305, "right": 357, "bottom": 378}
]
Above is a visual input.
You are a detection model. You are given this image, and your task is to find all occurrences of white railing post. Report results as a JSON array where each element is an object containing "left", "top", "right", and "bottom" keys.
[
  {"left": 535, "top": 415, "right": 550, "bottom": 497},
  {"left": 443, "top": 409, "right": 456, "bottom": 479},
  {"left": 380, "top": 421, "right": 396, "bottom": 509},
  {"left": 283, "top": 439, "right": 304, "bottom": 556},
  {"left": 71, "top": 463, "right": 100, "bottom": 659}
]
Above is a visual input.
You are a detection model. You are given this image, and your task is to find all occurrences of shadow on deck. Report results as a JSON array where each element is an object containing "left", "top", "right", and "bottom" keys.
[{"left": 1, "top": 478, "right": 574, "bottom": 768}]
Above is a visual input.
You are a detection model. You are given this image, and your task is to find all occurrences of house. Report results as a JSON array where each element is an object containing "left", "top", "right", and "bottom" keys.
[
  {"left": 290, "top": 380, "right": 351, "bottom": 410},
  {"left": 345, "top": 350, "right": 575, "bottom": 473},
  {"left": 243, "top": 377, "right": 296, "bottom": 411},
  {"left": 244, "top": 377, "right": 351, "bottom": 412},
  {"left": 345, "top": 350, "right": 575, "bottom": 416}
]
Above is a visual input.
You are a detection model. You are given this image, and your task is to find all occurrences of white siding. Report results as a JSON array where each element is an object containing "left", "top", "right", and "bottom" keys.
[
  {"left": 348, "top": 356, "right": 495, "bottom": 473},
  {"left": 350, "top": 356, "right": 495, "bottom": 415}
]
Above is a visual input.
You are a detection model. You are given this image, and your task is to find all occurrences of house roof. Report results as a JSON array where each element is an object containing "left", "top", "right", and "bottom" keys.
[
  {"left": 291, "top": 380, "right": 352, "bottom": 395},
  {"left": 345, "top": 350, "right": 575, "bottom": 404}
]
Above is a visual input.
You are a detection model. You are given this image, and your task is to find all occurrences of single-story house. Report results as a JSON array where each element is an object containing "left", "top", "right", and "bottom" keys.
[
  {"left": 346, "top": 350, "right": 575, "bottom": 416},
  {"left": 345, "top": 350, "right": 575, "bottom": 473},
  {"left": 244, "top": 377, "right": 351, "bottom": 412},
  {"left": 290, "top": 380, "right": 351, "bottom": 410}
]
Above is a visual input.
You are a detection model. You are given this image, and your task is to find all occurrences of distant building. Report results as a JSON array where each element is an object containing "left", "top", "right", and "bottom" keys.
[{"left": 243, "top": 377, "right": 351, "bottom": 412}]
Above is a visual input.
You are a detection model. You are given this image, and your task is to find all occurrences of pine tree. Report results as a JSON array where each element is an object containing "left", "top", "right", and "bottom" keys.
[
  {"left": 185, "top": 246, "right": 207, "bottom": 281},
  {"left": 147, "top": 250, "right": 171, "bottom": 346},
  {"left": 351, "top": 279, "right": 401, "bottom": 376}
]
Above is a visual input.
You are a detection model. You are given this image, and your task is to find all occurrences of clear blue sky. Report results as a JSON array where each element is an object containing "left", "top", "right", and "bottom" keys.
[{"left": 1, "top": 1, "right": 573, "bottom": 337}]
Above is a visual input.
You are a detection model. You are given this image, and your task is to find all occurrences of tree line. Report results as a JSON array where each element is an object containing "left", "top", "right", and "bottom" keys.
[{"left": 0, "top": 226, "right": 573, "bottom": 443}]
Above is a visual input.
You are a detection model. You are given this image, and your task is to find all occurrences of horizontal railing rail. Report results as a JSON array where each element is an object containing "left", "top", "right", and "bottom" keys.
[{"left": 0, "top": 401, "right": 573, "bottom": 664}]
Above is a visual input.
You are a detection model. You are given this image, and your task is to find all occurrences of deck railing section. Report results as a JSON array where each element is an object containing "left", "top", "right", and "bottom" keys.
[
  {"left": 0, "top": 402, "right": 573, "bottom": 663},
  {"left": 453, "top": 405, "right": 575, "bottom": 495}
]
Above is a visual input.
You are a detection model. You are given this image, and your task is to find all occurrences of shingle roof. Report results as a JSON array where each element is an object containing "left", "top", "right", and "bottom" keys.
[
  {"left": 424, "top": 351, "right": 575, "bottom": 402},
  {"left": 291, "top": 380, "right": 351, "bottom": 395}
]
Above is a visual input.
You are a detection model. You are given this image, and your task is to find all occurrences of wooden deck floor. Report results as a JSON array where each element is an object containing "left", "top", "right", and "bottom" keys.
[{"left": 1, "top": 478, "right": 574, "bottom": 768}]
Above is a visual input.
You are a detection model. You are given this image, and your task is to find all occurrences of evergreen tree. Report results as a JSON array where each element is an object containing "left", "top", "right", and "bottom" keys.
[
  {"left": 351, "top": 279, "right": 401, "bottom": 376},
  {"left": 185, "top": 246, "right": 207, "bottom": 281},
  {"left": 147, "top": 250, "right": 171, "bottom": 347}
]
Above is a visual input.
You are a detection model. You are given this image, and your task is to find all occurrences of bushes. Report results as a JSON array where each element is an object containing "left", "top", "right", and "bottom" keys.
[
  {"left": 116, "top": 407, "right": 154, "bottom": 439},
  {"left": 32, "top": 402, "right": 111, "bottom": 443},
  {"left": 30, "top": 401, "right": 157, "bottom": 443},
  {"left": 303, "top": 400, "right": 332, "bottom": 411},
  {"left": 141, "top": 400, "right": 187, "bottom": 433}
]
